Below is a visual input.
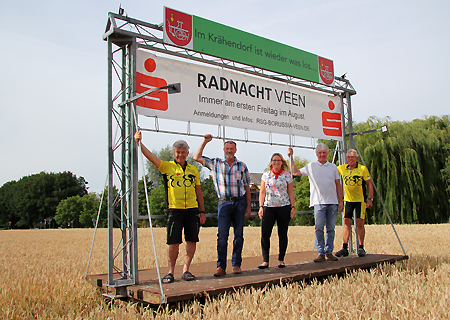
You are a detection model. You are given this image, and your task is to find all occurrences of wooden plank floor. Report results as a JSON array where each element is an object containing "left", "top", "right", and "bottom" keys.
[{"left": 86, "top": 251, "right": 408, "bottom": 305}]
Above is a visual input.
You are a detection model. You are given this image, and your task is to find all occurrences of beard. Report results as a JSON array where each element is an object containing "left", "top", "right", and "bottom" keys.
[{"left": 224, "top": 153, "right": 234, "bottom": 160}]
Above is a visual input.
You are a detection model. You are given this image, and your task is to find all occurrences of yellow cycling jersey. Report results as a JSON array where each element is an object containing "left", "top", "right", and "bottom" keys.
[
  {"left": 158, "top": 160, "right": 200, "bottom": 209},
  {"left": 337, "top": 163, "right": 371, "bottom": 202}
]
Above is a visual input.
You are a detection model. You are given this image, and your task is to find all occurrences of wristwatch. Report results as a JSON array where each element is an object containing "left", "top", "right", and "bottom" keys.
[{"left": 368, "top": 198, "right": 374, "bottom": 201}]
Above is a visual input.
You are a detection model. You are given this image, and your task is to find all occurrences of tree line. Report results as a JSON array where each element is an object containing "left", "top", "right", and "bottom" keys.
[
  {"left": 0, "top": 171, "right": 89, "bottom": 229},
  {"left": 1, "top": 116, "right": 449, "bottom": 229},
  {"left": 323, "top": 115, "right": 450, "bottom": 224}
]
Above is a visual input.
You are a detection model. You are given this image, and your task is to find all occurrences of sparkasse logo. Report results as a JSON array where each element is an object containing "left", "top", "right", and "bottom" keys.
[
  {"left": 322, "top": 100, "right": 342, "bottom": 137},
  {"left": 136, "top": 58, "right": 169, "bottom": 111}
]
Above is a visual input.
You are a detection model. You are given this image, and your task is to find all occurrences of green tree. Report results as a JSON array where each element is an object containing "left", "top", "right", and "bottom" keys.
[
  {"left": 54, "top": 195, "right": 84, "bottom": 228},
  {"left": 99, "top": 185, "right": 119, "bottom": 228},
  {"left": 352, "top": 116, "right": 450, "bottom": 224},
  {"left": 201, "top": 177, "right": 219, "bottom": 227},
  {"left": 0, "top": 181, "right": 18, "bottom": 229},
  {"left": 289, "top": 156, "right": 313, "bottom": 226},
  {"left": 54, "top": 193, "right": 100, "bottom": 228},
  {"left": 292, "top": 177, "right": 313, "bottom": 226},
  {"left": 148, "top": 184, "right": 167, "bottom": 227},
  {"left": 442, "top": 155, "right": 450, "bottom": 206},
  {"left": 138, "top": 174, "right": 154, "bottom": 218},
  {"left": 0, "top": 171, "right": 88, "bottom": 228},
  {"left": 79, "top": 193, "right": 102, "bottom": 227}
]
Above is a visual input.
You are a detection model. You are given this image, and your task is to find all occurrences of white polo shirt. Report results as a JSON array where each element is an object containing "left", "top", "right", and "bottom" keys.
[{"left": 300, "top": 161, "right": 340, "bottom": 207}]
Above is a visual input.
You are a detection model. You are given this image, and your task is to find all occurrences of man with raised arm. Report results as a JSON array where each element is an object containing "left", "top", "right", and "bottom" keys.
[
  {"left": 288, "top": 143, "right": 344, "bottom": 262},
  {"left": 193, "top": 134, "right": 251, "bottom": 277},
  {"left": 335, "top": 149, "right": 373, "bottom": 257},
  {"left": 134, "top": 131, "right": 206, "bottom": 283}
]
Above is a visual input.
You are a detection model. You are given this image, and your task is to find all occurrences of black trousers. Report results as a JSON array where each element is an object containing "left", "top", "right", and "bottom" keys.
[{"left": 261, "top": 205, "right": 291, "bottom": 262}]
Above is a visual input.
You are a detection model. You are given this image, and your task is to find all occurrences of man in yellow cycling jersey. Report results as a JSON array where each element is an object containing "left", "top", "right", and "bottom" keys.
[
  {"left": 135, "top": 131, "right": 206, "bottom": 283},
  {"left": 336, "top": 149, "right": 373, "bottom": 257}
]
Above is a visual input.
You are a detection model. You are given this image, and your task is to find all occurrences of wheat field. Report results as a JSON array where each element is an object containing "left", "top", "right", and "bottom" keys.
[{"left": 1, "top": 224, "right": 449, "bottom": 319}]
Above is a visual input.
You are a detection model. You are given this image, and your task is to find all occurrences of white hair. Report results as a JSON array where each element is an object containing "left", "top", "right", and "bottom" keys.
[
  {"left": 316, "top": 143, "right": 329, "bottom": 153},
  {"left": 172, "top": 140, "right": 189, "bottom": 151}
]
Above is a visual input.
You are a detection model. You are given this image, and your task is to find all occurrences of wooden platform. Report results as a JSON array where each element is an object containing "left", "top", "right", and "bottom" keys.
[{"left": 86, "top": 251, "right": 408, "bottom": 305}]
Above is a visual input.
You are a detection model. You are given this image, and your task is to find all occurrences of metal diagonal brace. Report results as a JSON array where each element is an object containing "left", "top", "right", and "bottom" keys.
[{"left": 118, "top": 83, "right": 181, "bottom": 108}]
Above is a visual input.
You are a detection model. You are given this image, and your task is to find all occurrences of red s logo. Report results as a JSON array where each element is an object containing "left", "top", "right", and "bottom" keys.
[
  {"left": 136, "top": 58, "right": 168, "bottom": 111},
  {"left": 322, "top": 101, "right": 342, "bottom": 137}
]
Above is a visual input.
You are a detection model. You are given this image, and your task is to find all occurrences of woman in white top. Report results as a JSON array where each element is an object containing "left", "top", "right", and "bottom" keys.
[{"left": 258, "top": 153, "right": 296, "bottom": 269}]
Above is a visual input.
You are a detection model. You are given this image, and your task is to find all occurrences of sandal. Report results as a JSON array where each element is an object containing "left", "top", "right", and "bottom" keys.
[
  {"left": 162, "top": 273, "right": 174, "bottom": 283},
  {"left": 278, "top": 261, "right": 286, "bottom": 268},
  {"left": 182, "top": 271, "right": 195, "bottom": 281},
  {"left": 258, "top": 262, "right": 269, "bottom": 269}
]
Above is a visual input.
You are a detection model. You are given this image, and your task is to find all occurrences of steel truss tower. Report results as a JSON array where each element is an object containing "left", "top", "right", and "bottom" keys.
[{"left": 103, "top": 11, "right": 357, "bottom": 298}]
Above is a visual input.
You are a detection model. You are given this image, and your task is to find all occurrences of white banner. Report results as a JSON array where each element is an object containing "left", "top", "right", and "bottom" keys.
[{"left": 135, "top": 49, "right": 343, "bottom": 141}]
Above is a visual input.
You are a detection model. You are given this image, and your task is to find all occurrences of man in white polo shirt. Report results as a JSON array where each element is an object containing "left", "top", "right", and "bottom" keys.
[{"left": 288, "top": 143, "right": 344, "bottom": 262}]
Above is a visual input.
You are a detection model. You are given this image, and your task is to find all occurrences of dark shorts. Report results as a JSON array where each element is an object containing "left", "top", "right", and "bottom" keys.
[
  {"left": 166, "top": 208, "right": 201, "bottom": 245},
  {"left": 344, "top": 202, "right": 366, "bottom": 220}
]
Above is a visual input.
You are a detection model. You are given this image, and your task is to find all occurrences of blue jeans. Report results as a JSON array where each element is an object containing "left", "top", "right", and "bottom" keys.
[
  {"left": 217, "top": 198, "right": 246, "bottom": 270},
  {"left": 314, "top": 204, "right": 338, "bottom": 255}
]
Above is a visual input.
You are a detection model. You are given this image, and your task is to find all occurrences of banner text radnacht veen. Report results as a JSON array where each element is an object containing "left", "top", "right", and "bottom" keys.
[{"left": 135, "top": 49, "right": 342, "bottom": 141}]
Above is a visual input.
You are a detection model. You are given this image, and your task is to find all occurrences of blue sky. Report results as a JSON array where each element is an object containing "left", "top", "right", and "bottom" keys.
[{"left": 1, "top": 0, "right": 449, "bottom": 192}]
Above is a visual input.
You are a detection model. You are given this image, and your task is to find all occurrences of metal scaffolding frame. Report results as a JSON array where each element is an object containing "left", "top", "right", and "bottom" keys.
[{"left": 102, "top": 11, "right": 357, "bottom": 298}]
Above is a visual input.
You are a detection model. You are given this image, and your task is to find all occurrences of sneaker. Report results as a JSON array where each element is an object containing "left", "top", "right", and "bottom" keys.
[
  {"left": 326, "top": 254, "right": 339, "bottom": 261},
  {"left": 313, "top": 254, "right": 326, "bottom": 263},
  {"left": 335, "top": 247, "right": 349, "bottom": 257},
  {"left": 357, "top": 247, "right": 366, "bottom": 257}
]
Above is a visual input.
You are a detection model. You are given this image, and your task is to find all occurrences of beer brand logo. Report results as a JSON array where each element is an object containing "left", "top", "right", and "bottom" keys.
[
  {"left": 318, "top": 57, "right": 334, "bottom": 85},
  {"left": 165, "top": 8, "right": 192, "bottom": 47}
]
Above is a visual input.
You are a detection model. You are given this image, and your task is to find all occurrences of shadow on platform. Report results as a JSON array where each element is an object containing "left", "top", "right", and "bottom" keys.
[{"left": 86, "top": 251, "right": 408, "bottom": 305}]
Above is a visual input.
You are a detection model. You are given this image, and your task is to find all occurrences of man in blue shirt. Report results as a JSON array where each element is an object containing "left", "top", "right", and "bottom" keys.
[{"left": 194, "top": 134, "right": 251, "bottom": 276}]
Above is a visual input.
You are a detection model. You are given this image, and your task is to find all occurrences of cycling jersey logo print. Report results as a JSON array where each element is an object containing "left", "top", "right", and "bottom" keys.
[
  {"left": 183, "top": 174, "right": 196, "bottom": 187},
  {"left": 168, "top": 173, "right": 196, "bottom": 187},
  {"left": 343, "top": 175, "right": 363, "bottom": 186}
]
